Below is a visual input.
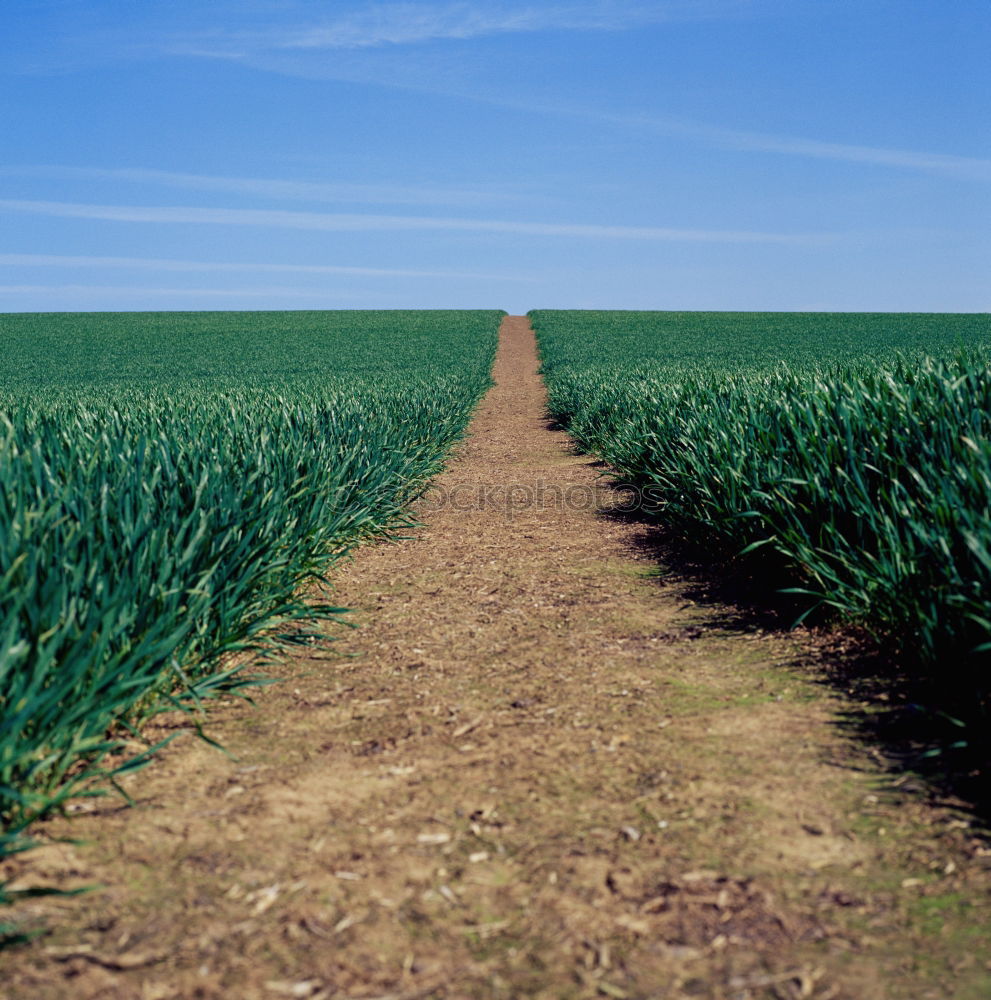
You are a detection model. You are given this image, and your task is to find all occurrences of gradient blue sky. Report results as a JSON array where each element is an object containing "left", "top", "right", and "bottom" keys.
[{"left": 2, "top": 0, "right": 988, "bottom": 312}]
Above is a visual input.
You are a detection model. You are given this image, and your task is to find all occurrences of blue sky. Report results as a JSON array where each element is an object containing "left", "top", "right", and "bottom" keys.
[{"left": 1, "top": 0, "right": 988, "bottom": 312}]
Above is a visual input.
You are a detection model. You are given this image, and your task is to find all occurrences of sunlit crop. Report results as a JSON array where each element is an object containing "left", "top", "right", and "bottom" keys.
[
  {"left": 532, "top": 309, "right": 991, "bottom": 707},
  {"left": 0, "top": 309, "right": 501, "bottom": 868}
]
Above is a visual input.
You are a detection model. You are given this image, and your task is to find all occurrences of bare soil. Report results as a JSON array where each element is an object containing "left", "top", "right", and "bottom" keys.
[{"left": 3, "top": 316, "right": 990, "bottom": 999}]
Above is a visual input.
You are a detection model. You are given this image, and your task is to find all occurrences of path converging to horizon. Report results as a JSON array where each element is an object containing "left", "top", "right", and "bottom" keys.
[{"left": 4, "top": 317, "right": 987, "bottom": 1000}]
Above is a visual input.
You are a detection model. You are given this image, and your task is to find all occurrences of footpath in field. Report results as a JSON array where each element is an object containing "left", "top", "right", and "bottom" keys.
[{"left": 4, "top": 317, "right": 991, "bottom": 999}]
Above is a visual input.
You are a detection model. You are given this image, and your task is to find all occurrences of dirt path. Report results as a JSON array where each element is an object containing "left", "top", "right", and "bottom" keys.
[{"left": 3, "top": 317, "right": 990, "bottom": 999}]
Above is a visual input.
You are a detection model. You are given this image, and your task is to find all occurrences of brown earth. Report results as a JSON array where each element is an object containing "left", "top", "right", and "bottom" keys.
[{"left": 2, "top": 316, "right": 991, "bottom": 999}]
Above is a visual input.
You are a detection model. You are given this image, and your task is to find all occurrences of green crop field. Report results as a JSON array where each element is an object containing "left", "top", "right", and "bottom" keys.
[
  {"left": 0, "top": 310, "right": 501, "bottom": 874},
  {"left": 532, "top": 310, "right": 991, "bottom": 724}
]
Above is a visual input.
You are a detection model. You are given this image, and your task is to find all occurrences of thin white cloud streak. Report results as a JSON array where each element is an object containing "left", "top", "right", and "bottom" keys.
[
  {"left": 164, "top": 59, "right": 990, "bottom": 185},
  {"left": 0, "top": 284, "right": 370, "bottom": 299},
  {"left": 0, "top": 165, "right": 521, "bottom": 208},
  {"left": 0, "top": 199, "right": 825, "bottom": 244},
  {"left": 718, "top": 129, "right": 991, "bottom": 182},
  {"left": 4, "top": 1, "right": 751, "bottom": 72},
  {"left": 20, "top": 5, "right": 981, "bottom": 185},
  {"left": 468, "top": 98, "right": 991, "bottom": 184},
  {"left": 619, "top": 111, "right": 991, "bottom": 183},
  {"left": 166, "top": 2, "right": 746, "bottom": 56},
  {"left": 0, "top": 252, "right": 528, "bottom": 282}
]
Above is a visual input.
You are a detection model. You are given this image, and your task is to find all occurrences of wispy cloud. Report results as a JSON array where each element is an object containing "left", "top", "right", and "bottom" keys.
[
  {"left": 0, "top": 165, "right": 522, "bottom": 208},
  {"left": 0, "top": 199, "right": 824, "bottom": 244},
  {"left": 0, "top": 284, "right": 371, "bottom": 300},
  {"left": 617, "top": 110, "right": 991, "bottom": 183},
  {"left": 487, "top": 98, "right": 991, "bottom": 184},
  {"left": 714, "top": 129, "right": 991, "bottom": 183},
  {"left": 0, "top": 252, "right": 528, "bottom": 282},
  {"left": 3, "top": 1, "right": 751, "bottom": 75},
  {"left": 166, "top": 2, "right": 746, "bottom": 57},
  {"left": 163, "top": 40, "right": 991, "bottom": 186}
]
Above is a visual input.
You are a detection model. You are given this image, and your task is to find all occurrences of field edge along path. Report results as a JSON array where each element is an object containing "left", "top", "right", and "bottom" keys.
[{"left": 3, "top": 316, "right": 990, "bottom": 1000}]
